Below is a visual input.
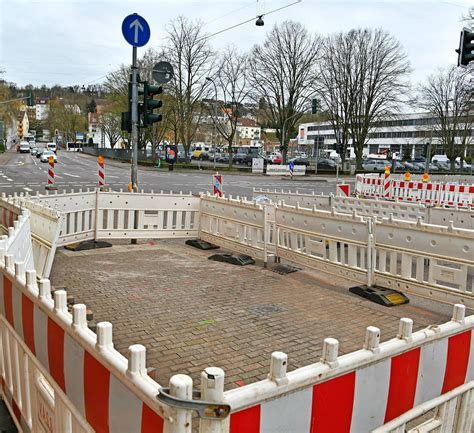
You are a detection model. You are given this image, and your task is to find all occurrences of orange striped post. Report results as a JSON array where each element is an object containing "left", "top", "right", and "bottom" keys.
[{"left": 45, "top": 155, "right": 57, "bottom": 190}]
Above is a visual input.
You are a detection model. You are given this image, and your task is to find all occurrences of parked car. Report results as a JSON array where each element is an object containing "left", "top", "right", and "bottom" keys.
[
  {"left": 289, "top": 157, "right": 310, "bottom": 166},
  {"left": 217, "top": 153, "right": 230, "bottom": 164},
  {"left": 362, "top": 159, "right": 387, "bottom": 172},
  {"left": 40, "top": 150, "right": 58, "bottom": 163},
  {"left": 233, "top": 152, "right": 249, "bottom": 164},
  {"left": 191, "top": 149, "right": 209, "bottom": 160},
  {"left": 317, "top": 158, "right": 336, "bottom": 170}
]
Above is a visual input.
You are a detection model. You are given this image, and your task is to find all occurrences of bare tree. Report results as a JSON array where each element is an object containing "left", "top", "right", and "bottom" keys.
[
  {"left": 164, "top": 16, "right": 214, "bottom": 162},
  {"left": 100, "top": 112, "right": 121, "bottom": 148},
  {"left": 249, "top": 21, "right": 321, "bottom": 163},
  {"left": 417, "top": 66, "right": 473, "bottom": 170},
  {"left": 343, "top": 29, "right": 411, "bottom": 169},
  {"left": 317, "top": 34, "right": 356, "bottom": 166},
  {"left": 208, "top": 47, "right": 251, "bottom": 167}
]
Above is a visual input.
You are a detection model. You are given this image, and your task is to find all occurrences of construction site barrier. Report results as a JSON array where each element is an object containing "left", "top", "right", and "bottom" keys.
[
  {"left": 199, "top": 193, "right": 275, "bottom": 263},
  {"left": 253, "top": 188, "right": 473, "bottom": 229},
  {"left": 28, "top": 189, "right": 200, "bottom": 245},
  {"left": 0, "top": 193, "right": 473, "bottom": 432},
  {"left": 355, "top": 174, "right": 474, "bottom": 209},
  {"left": 224, "top": 306, "right": 474, "bottom": 433}
]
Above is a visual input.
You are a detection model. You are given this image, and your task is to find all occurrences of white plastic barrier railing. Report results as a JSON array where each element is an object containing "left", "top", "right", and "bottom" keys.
[
  {"left": 373, "top": 217, "right": 474, "bottom": 308},
  {"left": 220, "top": 305, "right": 474, "bottom": 433},
  {"left": 199, "top": 194, "right": 275, "bottom": 262},
  {"left": 0, "top": 209, "right": 35, "bottom": 275},
  {"left": 275, "top": 204, "right": 371, "bottom": 285},
  {"left": 372, "top": 381, "right": 473, "bottom": 433},
  {"left": 30, "top": 189, "right": 201, "bottom": 244},
  {"left": 10, "top": 197, "right": 63, "bottom": 279},
  {"left": 0, "top": 239, "right": 203, "bottom": 433},
  {"left": 96, "top": 191, "right": 200, "bottom": 239},
  {"left": 253, "top": 188, "right": 473, "bottom": 229},
  {"left": 30, "top": 189, "right": 97, "bottom": 246}
]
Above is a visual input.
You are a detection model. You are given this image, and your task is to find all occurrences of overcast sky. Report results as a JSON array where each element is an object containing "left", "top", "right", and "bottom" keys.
[{"left": 0, "top": 0, "right": 471, "bottom": 88}]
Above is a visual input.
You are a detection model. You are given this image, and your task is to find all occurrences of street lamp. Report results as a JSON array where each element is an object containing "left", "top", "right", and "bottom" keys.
[{"left": 206, "top": 76, "right": 218, "bottom": 169}]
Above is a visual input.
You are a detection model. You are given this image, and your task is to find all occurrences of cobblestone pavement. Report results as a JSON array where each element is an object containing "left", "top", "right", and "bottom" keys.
[{"left": 50, "top": 239, "right": 449, "bottom": 390}]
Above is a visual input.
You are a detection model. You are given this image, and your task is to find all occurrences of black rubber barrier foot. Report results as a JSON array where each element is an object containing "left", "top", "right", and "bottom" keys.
[
  {"left": 208, "top": 253, "right": 255, "bottom": 266},
  {"left": 185, "top": 239, "right": 220, "bottom": 250},
  {"left": 64, "top": 240, "right": 113, "bottom": 252},
  {"left": 349, "top": 285, "right": 409, "bottom": 307}
]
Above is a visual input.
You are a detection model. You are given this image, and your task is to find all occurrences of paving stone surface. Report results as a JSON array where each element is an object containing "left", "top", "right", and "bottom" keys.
[{"left": 50, "top": 239, "right": 450, "bottom": 390}]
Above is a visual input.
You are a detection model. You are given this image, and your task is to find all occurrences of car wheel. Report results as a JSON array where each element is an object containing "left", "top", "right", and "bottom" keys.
[{"left": 247, "top": 161, "right": 252, "bottom": 167}]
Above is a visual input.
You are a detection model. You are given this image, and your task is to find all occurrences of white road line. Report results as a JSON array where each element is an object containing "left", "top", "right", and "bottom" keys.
[
  {"left": 6, "top": 178, "right": 13, "bottom": 182},
  {"left": 23, "top": 187, "right": 33, "bottom": 192},
  {"left": 63, "top": 173, "right": 81, "bottom": 178}
]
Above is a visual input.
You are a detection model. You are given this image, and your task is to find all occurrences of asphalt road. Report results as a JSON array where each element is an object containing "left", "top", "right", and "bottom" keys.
[{"left": 0, "top": 150, "right": 350, "bottom": 197}]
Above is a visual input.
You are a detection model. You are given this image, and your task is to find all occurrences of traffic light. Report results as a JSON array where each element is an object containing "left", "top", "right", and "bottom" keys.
[
  {"left": 456, "top": 28, "right": 474, "bottom": 67},
  {"left": 142, "top": 82, "right": 163, "bottom": 127},
  {"left": 311, "top": 98, "right": 318, "bottom": 114},
  {"left": 422, "top": 142, "right": 429, "bottom": 158},
  {"left": 334, "top": 142, "right": 341, "bottom": 154},
  {"left": 27, "top": 93, "right": 34, "bottom": 106}
]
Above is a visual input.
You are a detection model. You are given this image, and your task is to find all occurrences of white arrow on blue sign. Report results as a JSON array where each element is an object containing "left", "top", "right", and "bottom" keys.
[{"left": 122, "top": 13, "right": 150, "bottom": 47}]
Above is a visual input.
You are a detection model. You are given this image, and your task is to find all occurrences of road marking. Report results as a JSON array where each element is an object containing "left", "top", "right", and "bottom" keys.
[
  {"left": 6, "top": 178, "right": 13, "bottom": 182},
  {"left": 23, "top": 187, "right": 33, "bottom": 192},
  {"left": 63, "top": 173, "right": 81, "bottom": 178}
]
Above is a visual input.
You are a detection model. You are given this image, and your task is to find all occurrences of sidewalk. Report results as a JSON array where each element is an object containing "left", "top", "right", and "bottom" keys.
[{"left": 50, "top": 239, "right": 448, "bottom": 390}]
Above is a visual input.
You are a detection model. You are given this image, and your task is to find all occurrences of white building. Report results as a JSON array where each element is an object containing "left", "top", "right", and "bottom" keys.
[
  {"left": 35, "top": 99, "right": 49, "bottom": 120},
  {"left": 236, "top": 118, "right": 261, "bottom": 141},
  {"left": 298, "top": 112, "right": 473, "bottom": 159}
]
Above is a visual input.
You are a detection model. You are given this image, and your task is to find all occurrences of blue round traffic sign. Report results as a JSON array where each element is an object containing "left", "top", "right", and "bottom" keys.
[{"left": 122, "top": 13, "right": 150, "bottom": 47}]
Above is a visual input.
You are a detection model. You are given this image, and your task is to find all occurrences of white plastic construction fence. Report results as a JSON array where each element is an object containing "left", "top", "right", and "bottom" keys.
[
  {"left": 355, "top": 173, "right": 474, "bottom": 209},
  {"left": 254, "top": 188, "right": 473, "bottom": 229},
  {"left": 205, "top": 194, "right": 473, "bottom": 309},
  {"left": 0, "top": 193, "right": 472, "bottom": 432}
]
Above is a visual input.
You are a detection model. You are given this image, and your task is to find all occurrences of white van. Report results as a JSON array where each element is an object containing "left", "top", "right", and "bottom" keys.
[{"left": 47, "top": 142, "right": 57, "bottom": 153}]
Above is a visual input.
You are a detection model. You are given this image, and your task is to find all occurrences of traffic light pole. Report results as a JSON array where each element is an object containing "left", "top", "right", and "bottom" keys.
[{"left": 131, "top": 46, "right": 139, "bottom": 193}]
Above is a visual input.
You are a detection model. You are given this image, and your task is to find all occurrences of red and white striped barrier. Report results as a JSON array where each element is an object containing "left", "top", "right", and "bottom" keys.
[
  {"left": 356, "top": 174, "right": 474, "bottom": 208},
  {"left": 98, "top": 155, "right": 105, "bottom": 188},
  {"left": 227, "top": 310, "right": 474, "bottom": 433},
  {"left": 45, "top": 156, "right": 57, "bottom": 190},
  {"left": 0, "top": 275, "right": 167, "bottom": 433}
]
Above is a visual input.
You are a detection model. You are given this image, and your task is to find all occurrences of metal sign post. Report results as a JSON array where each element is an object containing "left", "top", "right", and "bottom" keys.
[{"left": 122, "top": 13, "right": 151, "bottom": 193}]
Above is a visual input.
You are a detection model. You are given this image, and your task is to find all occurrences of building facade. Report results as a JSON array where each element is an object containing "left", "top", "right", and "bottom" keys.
[
  {"left": 298, "top": 112, "right": 473, "bottom": 159},
  {"left": 35, "top": 99, "right": 49, "bottom": 120}
]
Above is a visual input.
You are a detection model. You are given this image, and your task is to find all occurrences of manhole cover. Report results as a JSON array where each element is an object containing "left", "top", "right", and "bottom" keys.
[
  {"left": 272, "top": 264, "right": 300, "bottom": 275},
  {"left": 249, "top": 305, "right": 286, "bottom": 316}
]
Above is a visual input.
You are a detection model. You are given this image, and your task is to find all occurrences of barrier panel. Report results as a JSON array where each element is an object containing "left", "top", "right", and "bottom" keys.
[
  {"left": 0, "top": 209, "right": 35, "bottom": 275},
  {"left": 96, "top": 191, "right": 200, "bottom": 239},
  {"left": 199, "top": 194, "right": 274, "bottom": 262},
  {"left": 253, "top": 188, "right": 473, "bottom": 229},
  {"left": 0, "top": 237, "right": 196, "bottom": 433},
  {"left": 31, "top": 189, "right": 97, "bottom": 247},
  {"left": 373, "top": 217, "right": 474, "bottom": 308},
  {"left": 275, "top": 204, "right": 371, "bottom": 285},
  {"left": 221, "top": 306, "right": 474, "bottom": 433},
  {"left": 356, "top": 174, "right": 474, "bottom": 209}
]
